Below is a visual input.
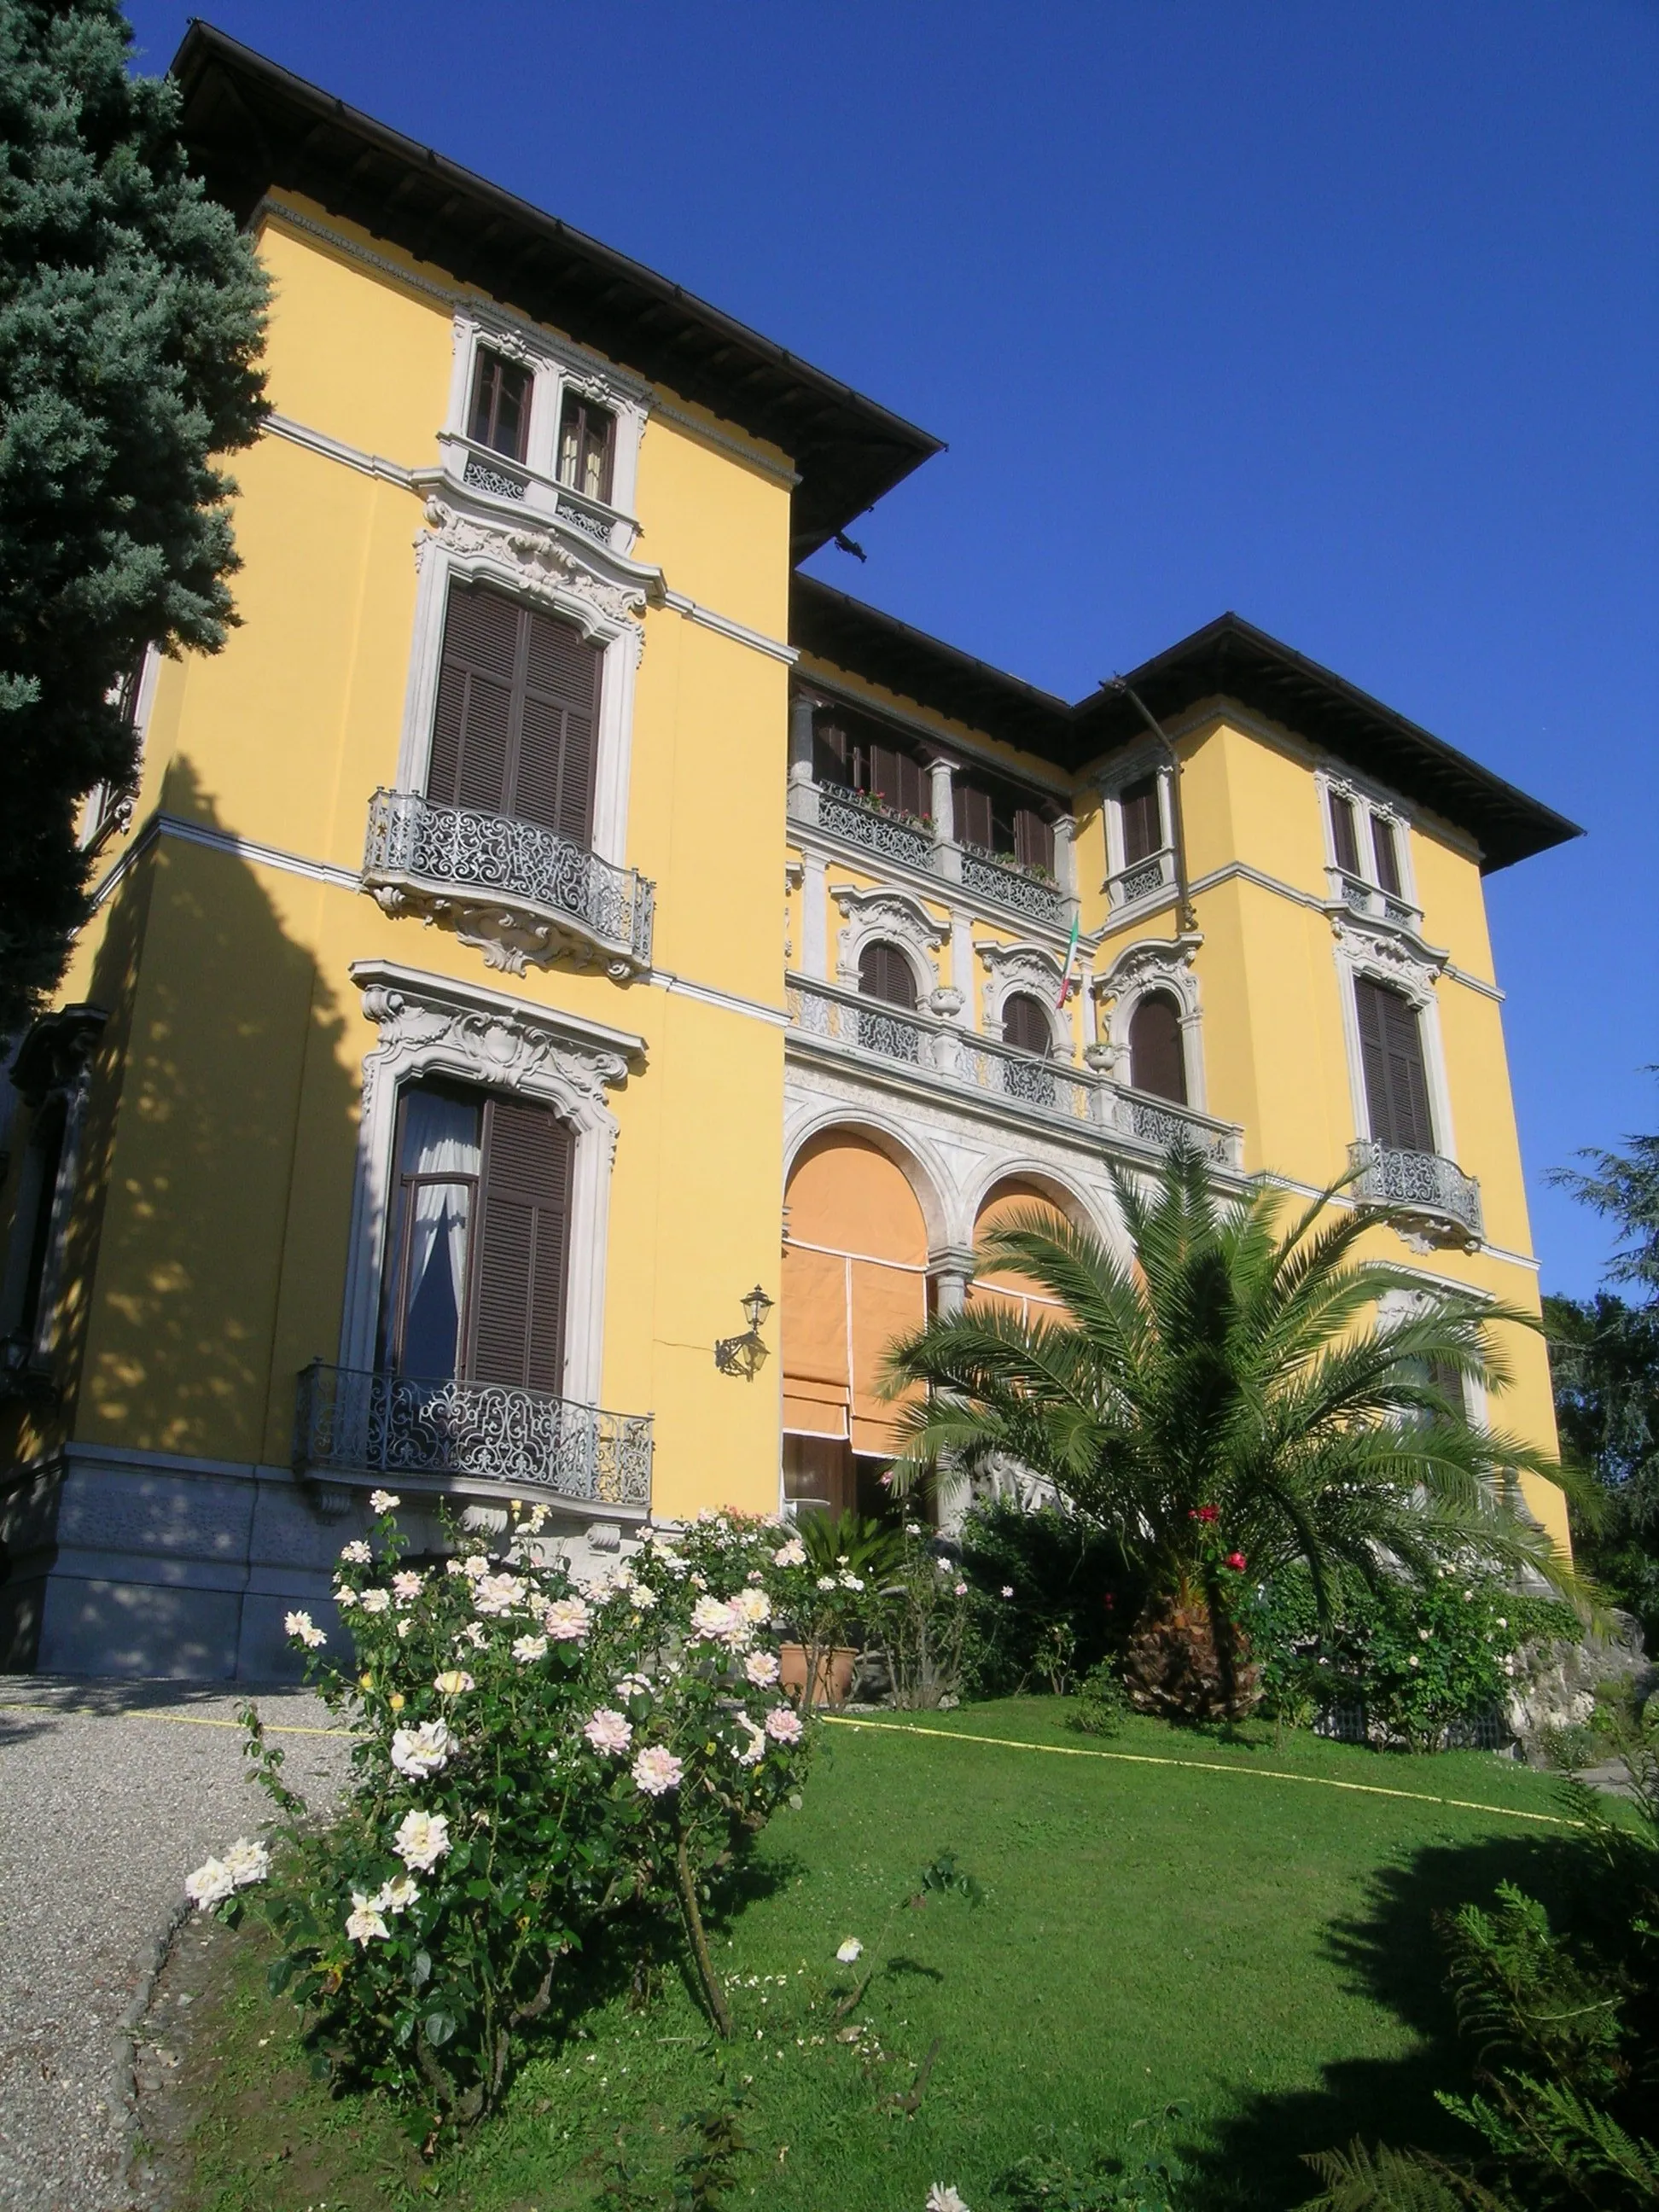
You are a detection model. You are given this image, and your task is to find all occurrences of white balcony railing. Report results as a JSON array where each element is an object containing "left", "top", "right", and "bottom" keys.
[
  {"left": 1107, "top": 846, "right": 1177, "bottom": 911},
  {"left": 363, "top": 789, "right": 655, "bottom": 977},
  {"left": 1348, "top": 1140, "right": 1482, "bottom": 1248},
  {"left": 786, "top": 975, "right": 1243, "bottom": 1168},
  {"left": 294, "top": 1360, "right": 653, "bottom": 1508}
]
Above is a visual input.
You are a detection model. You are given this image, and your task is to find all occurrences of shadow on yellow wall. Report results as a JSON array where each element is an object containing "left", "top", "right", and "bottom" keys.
[{"left": 63, "top": 761, "right": 358, "bottom": 1467}]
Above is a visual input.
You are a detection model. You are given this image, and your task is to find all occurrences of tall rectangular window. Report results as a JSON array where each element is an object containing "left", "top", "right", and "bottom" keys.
[
  {"left": 1355, "top": 977, "right": 1434, "bottom": 1154},
  {"left": 1120, "top": 774, "right": 1161, "bottom": 866},
  {"left": 558, "top": 393, "right": 616, "bottom": 504},
  {"left": 381, "top": 1080, "right": 573, "bottom": 1393},
  {"left": 1371, "top": 815, "right": 1403, "bottom": 896},
  {"left": 1329, "top": 792, "right": 1361, "bottom": 875},
  {"left": 427, "top": 579, "right": 601, "bottom": 847},
  {"left": 469, "top": 349, "right": 533, "bottom": 463}
]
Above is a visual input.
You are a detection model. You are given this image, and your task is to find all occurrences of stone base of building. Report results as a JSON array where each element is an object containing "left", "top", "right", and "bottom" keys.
[{"left": 0, "top": 1442, "right": 637, "bottom": 1681}]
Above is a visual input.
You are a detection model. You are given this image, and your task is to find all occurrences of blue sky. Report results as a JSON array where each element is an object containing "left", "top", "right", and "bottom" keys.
[{"left": 128, "top": 1, "right": 1658, "bottom": 1298}]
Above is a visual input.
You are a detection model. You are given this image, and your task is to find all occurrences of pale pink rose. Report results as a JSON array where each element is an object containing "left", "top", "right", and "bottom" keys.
[
  {"left": 632, "top": 1744, "right": 684, "bottom": 1796},
  {"left": 744, "top": 1650, "right": 781, "bottom": 1687},
  {"left": 392, "top": 1570, "right": 424, "bottom": 1603},
  {"left": 771, "top": 1539, "right": 806, "bottom": 1569},
  {"left": 583, "top": 1708, "right": 633, "bottom": 1755},
  {"left": 473, "top": 1572, "right": 527, "bottom": 1617},
  {"left": 690, "top": 1596, "right": 741, "bottom": 1643},
  {"left": 541, "top": 1596, "right": 591, "bottom": 1643},
  {"left": 765, "top": 1704, "right": 804, "bottom": 1744}
]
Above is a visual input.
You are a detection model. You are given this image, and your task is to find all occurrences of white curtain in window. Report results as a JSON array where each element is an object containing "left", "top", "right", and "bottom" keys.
[{"left": 400, "top": 1088, "right": 482, "bottom": 1319}]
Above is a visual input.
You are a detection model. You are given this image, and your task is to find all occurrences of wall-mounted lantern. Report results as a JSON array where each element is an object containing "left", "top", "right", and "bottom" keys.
[{"left": 714, "top": 1285, "right": 774, "bottom": 1380}]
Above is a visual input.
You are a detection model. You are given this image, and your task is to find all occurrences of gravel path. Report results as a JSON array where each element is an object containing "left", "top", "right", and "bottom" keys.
[{"left": 0, "top": 1679, "right": 351, "bottom": 2212}]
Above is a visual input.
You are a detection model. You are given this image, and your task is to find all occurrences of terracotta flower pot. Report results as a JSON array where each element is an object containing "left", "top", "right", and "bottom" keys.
[{"left": 779, "top": 1641, "right": 859, "bottom": 1709}]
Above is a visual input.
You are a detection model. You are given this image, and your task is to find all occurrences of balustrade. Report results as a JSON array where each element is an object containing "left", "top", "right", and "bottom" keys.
[
  {"left": 294, "top": 1360, "right": 654, "bottom": 1507},
  {"left": 363, "top": 788, "right": 655, "bottom": 974},
  {"left": 1348, "top": 1139, "right": 1482, "bottom": 1244}
]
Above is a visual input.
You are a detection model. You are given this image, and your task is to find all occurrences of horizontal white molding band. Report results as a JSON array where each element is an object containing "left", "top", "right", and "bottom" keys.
[{"left": 259, "top": 413, "right": 795, "bottom": 667}]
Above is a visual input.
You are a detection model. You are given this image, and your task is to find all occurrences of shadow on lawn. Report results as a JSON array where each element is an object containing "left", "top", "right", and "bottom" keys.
[{"left": 1179, "top": 1824, "right": 1583, "bottom": 2211}]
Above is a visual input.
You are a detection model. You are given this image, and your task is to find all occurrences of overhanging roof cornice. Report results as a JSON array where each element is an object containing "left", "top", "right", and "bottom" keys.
[
  {"left": 171, "top": 24, "right": 942, "bottom": 560},
  {"left": 791, "top": 583, "right": 1580, "bottom": 874}
]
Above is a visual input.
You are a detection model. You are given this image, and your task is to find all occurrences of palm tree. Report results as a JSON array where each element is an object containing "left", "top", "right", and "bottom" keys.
[{"left": 882, "top": 1144, "right": 1582, "bottom": 1720}]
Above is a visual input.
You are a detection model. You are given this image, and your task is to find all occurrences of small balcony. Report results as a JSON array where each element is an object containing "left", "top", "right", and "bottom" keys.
[
  {"left": 786, "top": 975, "right": 1243, "bottom": 1169},
  {"left": 1107, "top": 846, "right": 1177, "bottom": 913},
  {"left": 294, "top": 1360, "right": 654, "bottom": 1510},
  {"left": 1348, "top": 1139, "right": 1483, "bottom": 1249},
  {"left": 363, "top": 789, "right": 655, "bottom": 979},
  {"left": 1330, "top": 871, "right": 1423, "bottom": 934},
  {"left": 789, "top": 777, "right": 1072, "bottom": 933}
]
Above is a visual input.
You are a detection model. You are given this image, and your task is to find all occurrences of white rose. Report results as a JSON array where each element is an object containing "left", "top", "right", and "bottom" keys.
[
  {"left": 393, "top": 1808, "right": 451, "bottom": 1871},
  {"left": 184, "top": 1858, "right": 235, "bottom": 1911}
]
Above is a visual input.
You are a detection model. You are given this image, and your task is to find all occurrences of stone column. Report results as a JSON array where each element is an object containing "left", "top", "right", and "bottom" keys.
[
  {"left": 1052, "top": 812, "right": 1077, "bottom": 898},
  {"left": 926, "top": 1249, "right": 977, "bottom": 1536},
  {"left": 800, "top": 851, "right": 827, "bottom": 979},
  {"left": 787, "top": 693, "right": 819, "bottom": 827},
  {"left": 928, "top": 756, "right": 962, "bottom": 882}
]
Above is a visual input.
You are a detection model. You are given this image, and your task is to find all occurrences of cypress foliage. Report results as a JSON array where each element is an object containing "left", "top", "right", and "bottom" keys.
[{"left": 0, "top": 0, "right": 267, "bottom": 1037}]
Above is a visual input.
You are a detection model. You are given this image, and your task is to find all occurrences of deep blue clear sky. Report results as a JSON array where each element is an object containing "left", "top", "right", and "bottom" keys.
[{"left": 127, "top": 1, "right": 1658, "bottom": 1298}]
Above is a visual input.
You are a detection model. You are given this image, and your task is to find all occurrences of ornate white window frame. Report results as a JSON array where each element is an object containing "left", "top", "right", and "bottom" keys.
[
  {"left": 974, "top": 940, "right": 1071, "bottom": 1055},
  {"left": 438, "top": 309, "right": 649, "bottom": 553},
  {"left": 1097, "top": 742, "right": 1179, "bottom": 914},
  {"left": 1330, "top": 917, "right": 1457, "bottom": 1158},
  {"left": 830, "top": 885, "right": 950, "bottom": 1010},
  {"left": 395, "top": 498, "right": 649, "bottom": 872},
  {"left": 1089, "top": 934, "right": 1207, "bottom": 1107},
  {"left": 1315, "top": 764, "right": 1423, "bottom": 925},
  {"left": 339, "top": 959, "right": 646, "bottom": 1408}
]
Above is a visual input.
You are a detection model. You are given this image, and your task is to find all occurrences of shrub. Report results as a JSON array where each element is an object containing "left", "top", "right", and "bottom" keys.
[
  {"left": 1249, "top": 1563, "right": 1576, "bottom": 1753},
  {"left": 958, "top": 1498, "right": 1139, "bottom": 1697},
  {"left": 188, "top": 1499, "right": 813, "bottom": 2137},
  {"left": 1068, "top": 1662, "right": 1132, "bottom": 1738},
  {"left": 864, "top": 1521, "right": 980, "bottom": 1708}
]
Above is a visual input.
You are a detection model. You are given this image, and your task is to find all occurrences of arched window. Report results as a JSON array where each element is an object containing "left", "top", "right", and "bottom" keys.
[
  {"left": 1001, "top": 992, "right": 1052, "bottom": 1057},
  {"left": 1128, "top": 992, "right": 1186, "bottom": 1104},
  {"left": 858, "top": 941, "right": 917, "bottom": 1008}
]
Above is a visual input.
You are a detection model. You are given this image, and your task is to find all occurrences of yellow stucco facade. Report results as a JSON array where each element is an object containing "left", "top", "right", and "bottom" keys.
[{"left": 0, "top": 40, "right": 1575, "bottom": 1676}]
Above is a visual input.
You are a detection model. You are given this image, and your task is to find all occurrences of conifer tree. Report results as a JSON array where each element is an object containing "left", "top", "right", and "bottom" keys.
[{"left": 0, "top": 0, "right": 267, "bottom": 1039}]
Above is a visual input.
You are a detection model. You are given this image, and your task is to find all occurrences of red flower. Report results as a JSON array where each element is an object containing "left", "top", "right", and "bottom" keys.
[
  {"left": 1225, "top": 1551, "right": 1247, "bottom": 1571},
  {"left": 1188, "top": 1504, "right": 1219, "bottom": 1524},
  {"left": 1103, "top": 1593, "right": 1115, "bottom": 1610}
]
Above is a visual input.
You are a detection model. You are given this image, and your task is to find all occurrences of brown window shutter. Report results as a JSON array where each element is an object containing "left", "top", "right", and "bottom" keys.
[
  {"left": 513, "top": 607, "right": 601, "bottom": 844},
  {"left": 1014, "top": 809, "right": 1054, "bottom": 872},
  {"left": 1329, "top": 793, "right": 1361, "bottom": 874},
  {"left": 468, "top": 1096, "right": 574, "bottom": 1393},
  {"left": 1120, "top": 775, "right": 1160, "bottom": 866},
  {"left": 813, "top": 718, "right": 850, "bottom": 784},
  {"left": 1355, "top": 978, "right": 1433, "bottom": 1152},
  {"left": 858, "top": 942, "right": 916, "bottom": 1007},
  {"left": 1128, "top": 992, "right": 1186, "bottom": 1103},
  {"left": 1371, "top": 815, "right": 1402, "bottom": 895},
  {"left": 956, "top": 785, "right": 992, "bottom": 851},
  {"left": 1002, "top": 992, "right": 1051, "bottom": 1055},
  {"left": 428, "top": 582, "right": 518, "bottom": 812},
  {"left": 897, "top": 752, "right": 927, "bottom": 820}
]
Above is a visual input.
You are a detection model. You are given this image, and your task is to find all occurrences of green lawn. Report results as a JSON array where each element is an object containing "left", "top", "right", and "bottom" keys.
[{"left": 167, "top": 1701, "right": 1590, "bottom": 2212}]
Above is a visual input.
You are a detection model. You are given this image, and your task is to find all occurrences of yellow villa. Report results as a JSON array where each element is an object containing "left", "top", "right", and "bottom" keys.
[{"left": 0, "top": 29, "right": 1578, "bottom": 1679}]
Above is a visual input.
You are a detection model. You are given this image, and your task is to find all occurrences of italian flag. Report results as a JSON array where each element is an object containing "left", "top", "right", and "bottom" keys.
[{"left": 1056, "top": 911, "right": 1082, "bottom": 1008}]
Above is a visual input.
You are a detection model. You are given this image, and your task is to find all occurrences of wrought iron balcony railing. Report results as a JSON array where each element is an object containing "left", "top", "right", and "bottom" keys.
[
  {"left": 812, "top": 783, "right": 938, "bottom": 871},
  {"left": 786, "top": 976, "right": 1243, "bottom": 1169},
  {"left": 363, "top": 789, "right": 655, "bottom": 977},
  {"left": 958, "top": 846, "right": 1066, "bottom": 928},
  {"left": 788, "top": 777, "right": 1076, "bottom": 934},
  {"left": 294, "top": 1360, "right": 654, "bottom": 1509},
  {"left": 1348, "top": 1139, "right": 1483, "bottom": 1248}
]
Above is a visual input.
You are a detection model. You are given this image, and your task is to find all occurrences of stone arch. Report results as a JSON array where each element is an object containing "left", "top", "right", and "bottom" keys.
[
  {"left": 831, "top": 884, "right": 947, "bottom": 1004},
  {"left": 975, "top": 938, "right": 1072, "bottom": 1055},
  {"left": 780, "top": 1123, "right": 935, "bottom": 1522},
  {"left": 1091, "top": 934, "right": 1206, "bottom": 1109},
  {"left": 969, "top": 1174, "right": 1082, "bottom": 1331}
]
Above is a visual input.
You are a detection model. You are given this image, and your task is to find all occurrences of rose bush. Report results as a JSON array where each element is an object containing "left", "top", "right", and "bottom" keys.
[
  {"left": 189, "top": 1499, "right": 813, "bottom": 2135},
  {"left": 1249, "top": 1560, "right": 1575, "bottom": 1750}
]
